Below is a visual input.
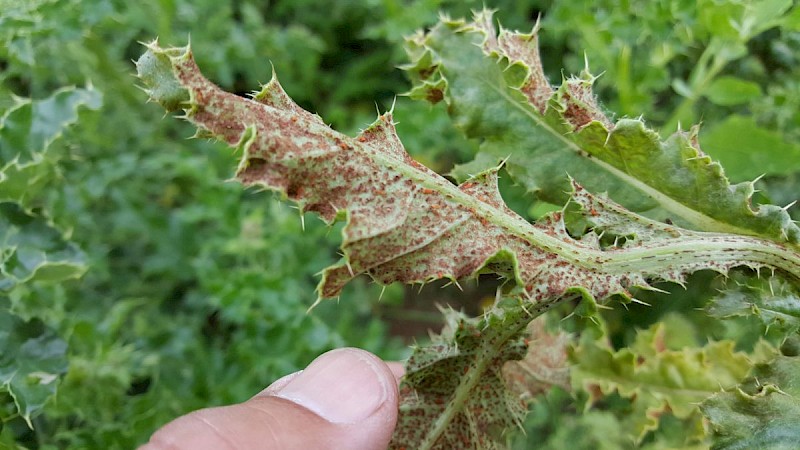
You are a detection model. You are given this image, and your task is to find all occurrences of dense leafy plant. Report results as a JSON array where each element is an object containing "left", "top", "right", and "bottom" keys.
[
  {"left": 135, "top": 5, "right": 800, "bottom": 449},
  {"left": 3, "top": 0, "right": 800, "bottom": 448}
]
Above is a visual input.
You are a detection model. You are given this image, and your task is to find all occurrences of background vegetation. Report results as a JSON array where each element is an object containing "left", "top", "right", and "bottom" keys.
[{"left": 2, "top": 0, "right": 799, "bottom": 448}]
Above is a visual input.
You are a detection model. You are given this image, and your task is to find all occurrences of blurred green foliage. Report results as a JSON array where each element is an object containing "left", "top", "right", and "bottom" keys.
[{"left": 1, "top": 0, "right": 799, "bottom": 448}]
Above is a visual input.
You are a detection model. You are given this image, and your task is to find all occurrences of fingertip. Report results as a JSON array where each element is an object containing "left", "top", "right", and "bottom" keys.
[{"left": 141, "top": 348, "right": 400, "bottom": 450}]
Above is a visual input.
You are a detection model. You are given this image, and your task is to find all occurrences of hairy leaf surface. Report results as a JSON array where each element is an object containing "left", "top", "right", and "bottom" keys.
[
  {"left": 403, "top": 11, "right": 799, "bottom": 245},
  {"left": 391, "top": 305, "right": 537, "bottom": 449}
]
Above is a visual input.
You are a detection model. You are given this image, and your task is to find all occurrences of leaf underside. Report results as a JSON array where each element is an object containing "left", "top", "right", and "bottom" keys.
[{"left": 135, "top": 42, "right": 799, "bottom": 308}]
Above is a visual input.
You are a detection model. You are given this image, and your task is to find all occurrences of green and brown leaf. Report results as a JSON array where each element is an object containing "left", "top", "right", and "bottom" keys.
[{"left": 404, "top": 10, "right": 800, "bottom": 245}]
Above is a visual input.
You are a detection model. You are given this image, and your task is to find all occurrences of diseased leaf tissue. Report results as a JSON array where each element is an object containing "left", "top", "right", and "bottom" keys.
[{"left": 137, "top": 10, "right": 800, "bottom": 450}]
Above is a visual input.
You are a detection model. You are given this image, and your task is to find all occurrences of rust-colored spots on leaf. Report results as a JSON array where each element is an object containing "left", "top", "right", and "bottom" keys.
[{"left": 426, "top": 88, "right": 444, "bottom": 103}]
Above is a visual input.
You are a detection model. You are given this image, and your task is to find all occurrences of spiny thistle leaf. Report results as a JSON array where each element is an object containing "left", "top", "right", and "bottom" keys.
[
  {"left": 0, "top": 308, "right": 69, "bottom": 428},
  {"left": 570, "top": 320, "right": 757, "bottom": 442},
  {"left": 0, "top": 86, "right": 102, "bottom": 204},
  {"left": 0, "top": 202, "right": 86, "bottom": 291},
  {"left": 135, "top": 41, "right": 799, "bottom": 307},
  {"left": 707, "top": 274, "right": 800, "bottom": 335},
  {"left": 136, "top": 40, "right": 800, "bottom": 450},
  {"left": 701, "top": 354, "right": 800, "bottom": 449},
  {"left": 403, "top": 10, "right": 800, "bottom": 246}
]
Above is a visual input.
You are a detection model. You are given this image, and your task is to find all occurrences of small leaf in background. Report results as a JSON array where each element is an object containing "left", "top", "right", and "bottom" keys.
[
  {"left": 0, "top": 87, "right": 102, "bottom": 204},
  {"left": 704, "top": 76, "right": 762, "bottom": 106},
  {"left": 701, "top": 354, "right": 800, "bottom": 450},
  {"left": 0, "top": 307, "right": 68, "bottom": 427},
  {"left": 0, "top": 202, "right": 86, "bottom": 291},
  {"left": 707, "top": 275, "right": 800, "bottom": 336},
  {"left": 701, "top": 115, "right": 800, "bottom": 181},
  {"left": 0, "top": 86, "right": 102, "bottom": 165},
  {"left": 570, "top": 316, "right": 754, "bottom": 442}
]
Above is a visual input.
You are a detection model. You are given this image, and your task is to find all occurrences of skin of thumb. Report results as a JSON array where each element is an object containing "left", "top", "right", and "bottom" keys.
[{"left": 140, "top": 348, "right": 399, "bottom": 450}]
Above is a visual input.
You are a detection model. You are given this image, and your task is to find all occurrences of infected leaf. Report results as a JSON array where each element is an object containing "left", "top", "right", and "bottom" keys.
[{"left": 403, "top": 11, "right": 800, "bottom": 245}]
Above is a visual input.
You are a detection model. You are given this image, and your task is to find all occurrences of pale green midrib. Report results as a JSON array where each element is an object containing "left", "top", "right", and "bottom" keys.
[
  {"left": 486, "top": 80, "right": 759, "bottom": 238},
  {"left": 417, "top": 304, "right": 555, "bottom": 450},
  {"left": 600, "top": 238, "right": 800, "bottom": 276},
  {"left": 582, "top": 369, "right": 741, "bottom": 399}
]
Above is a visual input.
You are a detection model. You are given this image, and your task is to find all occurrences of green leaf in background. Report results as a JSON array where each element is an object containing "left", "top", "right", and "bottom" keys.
[
  {"left": 700, "top": 114, "right": 800, "bottom": 181},
  {"left": 0, "top": 202, "right": 86, "bottom": 291},
  {"left": 0, "top": 307, "right": 68, "bottom": 427},
  {"left": 570, "top": 316, "right": 756, "bottom": 442},
  {"left": 704, "top": 76, "right": 763, "bottom": 106},
  {"left": 707, "top": 275, "right": 800, "bottom": 336},
  {"left": 0, "top": 87, "right": 102, "bottom": 165},
  {"left": 0, "top": 87, "right": 102, "bottom": 203},
  {"left": 701, "top": 354, "right": 800, "bottom": 450},
  {"left": 403, "top": 10, "right": 800, "bottom": 245}
]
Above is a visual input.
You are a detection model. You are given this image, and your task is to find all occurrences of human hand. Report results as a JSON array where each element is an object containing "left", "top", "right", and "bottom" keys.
[{"left": 140, "top": 348, "right": 403, "bottom": 450}]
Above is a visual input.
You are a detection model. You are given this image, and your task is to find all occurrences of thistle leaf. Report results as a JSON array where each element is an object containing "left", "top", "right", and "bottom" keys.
[
  {"left": 570, "top": 320, "right": 754, "bottom": 442},
  {"left": 0, "top": 202, "right": 87, "bottom": 291},
  {"left": 701, "top": 354, "right": 800, "bottom": 449},
  {"left": 707, "top": 275, "right": 800, "bottom": 335},
  {"left": 502, "top": 316, "right": 571, "bottom": 400},
  {"left": 135, "top": 41, "right": 800, "bottom": 307},
  {"left": 0, "top": 308, "right": 69, "bottom": 428},
  {"left": 403, "top": 11, "right": 799, "bottom": 245},
  {"left": 390, "top": 305, "right": 536, "bottom": 450},
  {"left": 0, "top": 86, "right": 102, "bottom": 204}
]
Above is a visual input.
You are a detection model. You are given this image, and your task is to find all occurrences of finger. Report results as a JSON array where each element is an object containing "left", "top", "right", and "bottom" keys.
[
  {"left": 140, "top": 348, "right": 399, "bottom": 450},
  {"left": 386, "top": 361, "right": 405, "bottom": 381}
]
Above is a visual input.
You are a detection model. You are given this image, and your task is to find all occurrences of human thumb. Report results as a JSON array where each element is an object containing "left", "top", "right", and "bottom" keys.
[{"left": 140, "top": 348, "right": 399, "bottom": 450}]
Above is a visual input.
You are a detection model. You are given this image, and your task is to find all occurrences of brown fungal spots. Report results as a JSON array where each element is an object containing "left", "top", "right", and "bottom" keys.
[
  {"left": 426, "top": 88, "right": 444, "bottom": 104},
  {"left": 421, "top": 188, "right": 435, "bottom": 195},
  {"left": 287, "top": 183, "right": 305, "bottom": 200},
  {"left": 358, "top": 136, "right": 367, "bottom": 143},
  {"left": 418, "top": 65, "right": 437, "bottom": 80}
]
